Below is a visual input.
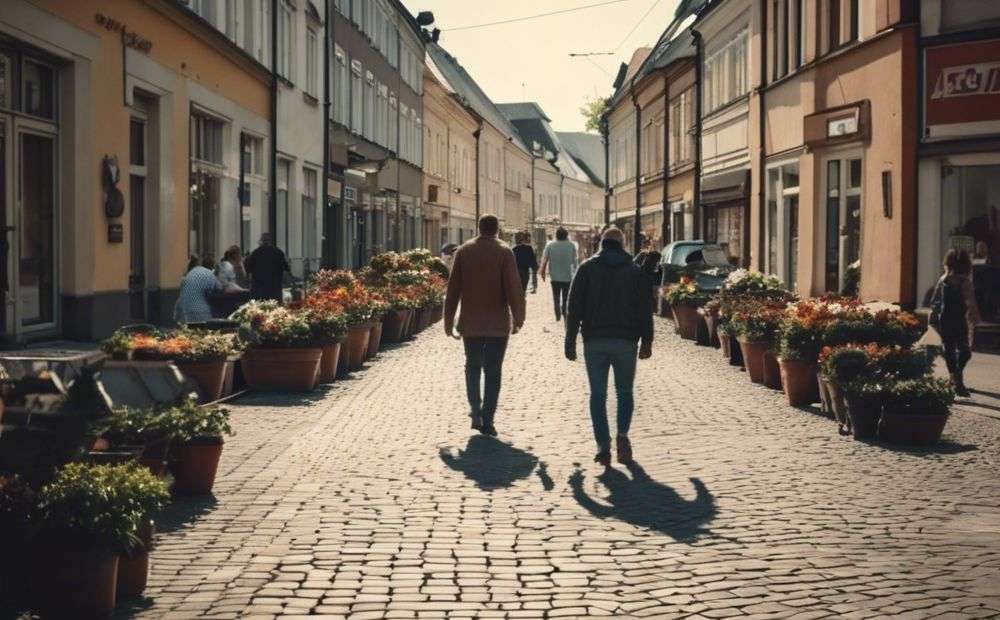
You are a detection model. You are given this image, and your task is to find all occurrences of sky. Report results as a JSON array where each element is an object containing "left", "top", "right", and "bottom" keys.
[{"left": 410, "top": 0, "right": 682, "bottom": 134}]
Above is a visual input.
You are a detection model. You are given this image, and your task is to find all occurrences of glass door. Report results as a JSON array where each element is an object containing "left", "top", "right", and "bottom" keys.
[
  {"left": 17, "top": 125, "right": 57, "bottom": 329},
  {"left": 824, "top": 156, "right": 862, "bottom": 292}
]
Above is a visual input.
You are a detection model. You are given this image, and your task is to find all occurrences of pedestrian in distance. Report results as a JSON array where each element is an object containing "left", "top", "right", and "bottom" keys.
[
  {"left": 245, "top": 233, "right": 291, "bottom": 303},
  {"left": 445, "top": 214, "right": 526, "bottom": 436},
  {"left": 174, "top": 255, "right": 221, "bottom": 325},
  {"left": 217, "top": 245, "right": 248, "bottom": 293},
  {"left": 539, "top": 226, "right": 579, "bottom": 321},
  {"left": 565, "top": 226, "right": 654, "bottom": 467},
  {"left": 512, "top": 232, "right": 539, "bottom": 295},
  {"left": 930, "top": 248, "right": 981, "bottom": 397}
]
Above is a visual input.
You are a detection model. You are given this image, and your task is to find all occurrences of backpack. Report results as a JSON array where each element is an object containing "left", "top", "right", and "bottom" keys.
[{"left": 931, "top": 276, "right": 966, "bottom": 335}]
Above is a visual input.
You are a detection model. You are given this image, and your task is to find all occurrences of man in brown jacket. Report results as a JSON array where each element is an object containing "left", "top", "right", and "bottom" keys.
[{"left": 445, "top": 214, "right": 526, "bottom": 436}]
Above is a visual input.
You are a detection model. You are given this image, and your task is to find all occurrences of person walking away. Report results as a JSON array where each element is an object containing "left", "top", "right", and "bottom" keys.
[
  {"left": 217, "top": 245, "right": 247, "bottom": 292},
  {"left": 540, "top": 227, "right": 579, "bottom": 321},
  {"left": 175, "top": 256, "right": 221, "bottom": 325},
  {"left": 931, "top": 249, "right": 981, "bottom": 397},
  {"left": 445, "top": 214, "right": 526, "bottom": 436},
  {"left": 565, "top": 226, "right": 653, "bottom": 466},
  {"left": 245, "top": 233, "right": 290, "bottom": 302},
  {"left": 512, "top": 232, "right": 538, "bottom": 294}
]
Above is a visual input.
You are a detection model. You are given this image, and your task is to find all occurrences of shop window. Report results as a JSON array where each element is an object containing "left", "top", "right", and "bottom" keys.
[
  {"left": 192, "top": 114, "right": 224, "bottom": 165},
  {"left": 302, "top": 167, "right": 318, "bottom": 262},
  {"left": 766, "top": 163, "right": 800, "bottom": 290},
  {"left": 824, "top": 156, "right": 862, "bottom": 293},
  {"left": 276, "top": 159, "right": 291, "bottom": 251},
  {"left": 940, "top": 0, "right": 1000, "bottom": 33},
  {"left": 23, "top": 59, "right": 54, "bottom": 120},
  {"left": 19, "top": 132, "right": 56, "bottom": 326}
]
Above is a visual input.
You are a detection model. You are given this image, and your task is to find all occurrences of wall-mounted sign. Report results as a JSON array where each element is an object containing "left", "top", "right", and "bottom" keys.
[
  {"left": 827, "top": 115, "right": 858, "bottom": 138},
  {"left": 95, "top": 13, "right": 153, "bottom": 53},
  {"left": 108, "top": 223, "right": 124, "bottom": 243},
  {"left": 925, "top": 39, "right": 1000, "bottom": 140},
  {"left": 804, "top": 100, "right": 871, "bottom": 148}
]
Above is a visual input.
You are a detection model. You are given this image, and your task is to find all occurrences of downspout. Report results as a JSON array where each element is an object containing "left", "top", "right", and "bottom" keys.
[
  {"left": 322, "top": 0, "right": 331, "bottom": 267},
  {"left": 632, "top": 86, "right": 641, "bottom": 254},
  {"left": 601, "top": 113, "right": 610, "bottom": 225},
  {"left": 912, "top": 1, "right": 923, "bottom": 307},
  {"left": 395, "top": 14, "right": 403, "bottom": 252},
  {"left": 692, "top": 29, "right": 703, "bottom": 241},
  {"left": 269, "top": 0, "right": 278, "bottom": 242},
  {"left": 756, "top": 0, "right": 768, "bottom": 271},
  {"left": 661, "top": 70, "right": 670, "bottom": 244},
  {"left": 474, "top": 122, "right": 482, "bottom": 222}
]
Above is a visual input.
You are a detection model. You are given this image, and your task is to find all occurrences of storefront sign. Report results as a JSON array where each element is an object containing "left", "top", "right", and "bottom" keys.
[
  {"left": 804, "top": 101, "right": 870, "bottom": 148},
  {"left": 925, "top": 39, "right": 1000, "bottom": 140},
  {"left": 95, "top": 13, "right": 153, "bottom": 53}
]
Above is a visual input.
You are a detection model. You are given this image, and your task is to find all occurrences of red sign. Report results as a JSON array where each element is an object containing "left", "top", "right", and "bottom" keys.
[{"left": 925, "top": 39, "right": 1000, "bottom": 139}]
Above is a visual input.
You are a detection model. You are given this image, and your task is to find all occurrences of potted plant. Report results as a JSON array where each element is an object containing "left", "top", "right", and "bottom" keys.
[
  {"left": 235, "top": 300, "right": 322, "bottom": 392},
  {"left": 879, "top": 377, "right": 954, "bottom": 445},
  {"left": 29, "top": 462, "right": 168, "bottom": 618},
  {"left": 366, "top": 291, "right": 390, "bottom": 360},
  {"left": 776, "top": 299, "right": 835, "bottom": 406},
  {"left": 818, "top": 345, "right": 869, "bottom": 430},
  {"left": 100, "top": 329, "right": 134, "bottom": 361},
  {"left": 729, "top": 298, "right": 787, "bottom": 385},
  {"left": 700, "top": 297, "right": 722, "bottom": 349},
  {"left": 664, "top": 276, "right": 709, "bottom": 340},
  {"left": 840, "top": 379, "right": 886, "bottom": 441},
  {"left": 160, "top": 400, "right": 233, "bottom": 494},
  {"left": 174, "top": 330, "right": 239, "bottom": 402},
  {"left": 93, "top": 405, "right": 173, "bottom": 476},
  {"left": 301, "top": 291, "right": 349, "bottom": 384}
]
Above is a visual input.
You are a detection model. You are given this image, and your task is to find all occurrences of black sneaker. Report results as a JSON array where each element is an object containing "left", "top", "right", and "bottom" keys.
[
  {"left": 594, "top": 450, "right": 611, "bottom": 467},
  {"left": 470, "top": 412, "right": 482, "bottom": 430},
  {"left": 481, "top": 424, "right": 498, "bottom": 437}
]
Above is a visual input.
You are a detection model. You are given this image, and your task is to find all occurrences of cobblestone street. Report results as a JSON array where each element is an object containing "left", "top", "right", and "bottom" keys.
[{"left": 132, "top": 293, "right": 1000, "bottom": 620}]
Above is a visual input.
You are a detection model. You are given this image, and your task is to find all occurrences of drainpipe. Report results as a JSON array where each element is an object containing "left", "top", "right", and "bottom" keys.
[
  {"left": 756, "top": 0, "right": 768, "bottom": 271},
  {"left": 322, "top": 0, "right": 331, "bottom": 267},
  {"left": 911, "top": 0, "right": 923, "bottom": 307},
  {"left": 692, "top": 29, "right": 703, "bottom": 241},
  {"left": 474, "top": 123, "right": 482, "bottom": 223},
  {"left": 601, "top": 113, "right": 610, "bottom": 226},
  {"left": 632, "top": 86, "right": 641, "bottom": 254},
  {"left": 661, "top": 70, "right": 670, "bottom": 245},
  {"left": 530, "top": 152, "right": 537, "bottom": 241},
  {"left": 269, "top": 0, "right": 278, "bottom": 242}
]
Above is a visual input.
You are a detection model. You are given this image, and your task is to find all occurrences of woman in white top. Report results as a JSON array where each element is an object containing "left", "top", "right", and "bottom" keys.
[{"left": 217, "top": 245, "right": 247, "bottom": 292}]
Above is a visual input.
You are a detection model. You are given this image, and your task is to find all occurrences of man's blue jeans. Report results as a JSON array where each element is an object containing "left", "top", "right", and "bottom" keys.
[{"left": 583, "top": 337, "right": 638, "bottom": 451}]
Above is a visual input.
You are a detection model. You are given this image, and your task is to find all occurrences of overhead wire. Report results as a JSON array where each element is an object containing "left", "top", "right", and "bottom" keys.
[
  {"left": 442, "top": 0, "right": 632, "bottom": 32},
  {"left": 613, "top": 0, "right": 665, "bottom": 51}
]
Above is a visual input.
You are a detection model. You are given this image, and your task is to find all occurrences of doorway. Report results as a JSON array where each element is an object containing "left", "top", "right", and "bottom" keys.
[
  {"left": 129, "top": 112, "right": 148, "bottom": 320},
  {"left": 17, "top": 124, "right": 57, "bottom": 331},
  {"left": 824, "top": 155, "right": 862, "bottom": 293}
]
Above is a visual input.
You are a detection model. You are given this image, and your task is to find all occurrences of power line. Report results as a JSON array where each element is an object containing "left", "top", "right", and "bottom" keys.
[
  {"left": 585, "top": 56, "right": 613, "bottom": 77},
  {"left": 614, "top": 0, "right": 664, "bottom": 51},
  {"left": 442, "top": 0, "right": 632, "bottom": 32}
]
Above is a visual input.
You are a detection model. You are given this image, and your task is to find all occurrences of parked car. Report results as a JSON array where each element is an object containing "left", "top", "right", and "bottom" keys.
[{"left": 658, "top": 240, "right": 735, "bottom": 293}]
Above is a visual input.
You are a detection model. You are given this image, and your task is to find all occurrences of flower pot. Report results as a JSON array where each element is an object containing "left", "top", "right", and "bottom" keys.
[
  {"left": 430, "top": 304, "right": 443, "bottom": 324},
  {"left": 718, "top": 330, "right": 732, "bottom": 359},
  {"left": 139, "top": 437, "right": 170, "bottom": 477},
  {"left": 845, "top": 393, "right": 881, "bottom": 441},
  {"left": 828, "top": 382, "right": 850, "bottom": 431},
  {"left": 175, "top": 359, "right": 227, "bottom": 403},
  {"left": 383, "top": 309, "right": 409, "bottom": 343},
  {"left": 659, "top": 295, "right": 673, "bottom": 319},
  {"left": 169, "top": 436, "right": 224, "bottom": 495},
  {"left": 671, "top": 303, "right": 701, "bottom": 340},
  {"left": 817, "top": 373, "right": 832, "bottom": 414},
  {"left": 243, "top": 347, "right": 322, "bottom": 391},
  {"left": 878, "top": 411, "right": 948, "bottom": 445},
  {"left": 367, "top": 320, "right": 384, "bottom": 359},
  {"left": 318, "top": 341, "right": 343, "bottom": 384},
  {"left": 415, "top": 307, "right": 432, "bottom": 333},
  {"left": 729, "top": 334, "right": 744, "bottom": 367},
  {"left": 345, "top": 324, "right": 371, "bottom": 371},
  {"left": 762, "top": 350, "right": 782, "bottom": 390},
  {"left": 779, "top": 358, "right": 819, "bottom": 407},
  {"left": 117, "top": 519, "right": 154, "bottom": 600},
  {"left": 29, "top": 537, "right": 120, "bottom": 620},
  {"left": 704, "top": 313, "right": 721, "bottom": 348},
  {"left": 737, "top": 338, "right": 768, "bottom": 384}
]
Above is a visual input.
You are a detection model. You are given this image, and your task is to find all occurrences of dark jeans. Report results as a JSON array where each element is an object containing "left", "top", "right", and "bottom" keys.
[
  {"left": 942, "top": 336, "right": 971, "bottom": 376},
  {"left": 463, "top": 336, "right": 509, "bottom": 425},
  {"left": 583, "top": 337, "right": 638, "bottom": 451},
  {"left": 551, "top": 281, "right": 570, "bottom": 320}
]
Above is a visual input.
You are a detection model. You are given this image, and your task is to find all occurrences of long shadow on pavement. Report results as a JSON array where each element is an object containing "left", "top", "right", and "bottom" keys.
[
  {"left": 440, "top": 435, "right": 554, "bottom": 491},
  {"left": 155, "top": 494, "right": 218, "bottom": 534},
  {"left": 570, "top": 460, "right": 716, "bottom": 543}
]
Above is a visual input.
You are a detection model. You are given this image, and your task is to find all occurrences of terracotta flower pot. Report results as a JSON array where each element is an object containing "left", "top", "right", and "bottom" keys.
[
  {"left": 718, "top": 331, "right": 732, "bottom": 359},
  {"left": 383, "top": 310, "right": 409, "bottom": 343},
  {"left": 704, "top": 313, "right": 721, "bottom": 348},
  {"left": 367, "top": 320, "right": 384, "bottom": 359},
  {"left": 318, "top": 341, "right": 343, "bottom": 384},
  {"left": 29, "top": 537, "right": 120, "bottom": 620},
  {"left": 879, "top": 411, "right": 948, "bottom": 445},
  {"left": 779, "top": 358, "right": 819, "bottom": 407},
  {"left": 430, "top": 304, "right": 443, "bottom": 324},
  {"left": 243, "top": 347, "right": 322, "bottom": 391},
  {"left": 762, "top": 350, "right": 782, "bottom": 390},
  {"left": 117, "top": 519, "right": 154, "bottom": 600},
  {"left": 728, "top": 334, "right": 744, "bottom": 367},
  {"left": 845, "top": 393, "right": 881, "bottom": 441},
  {"left": 671, "top": 303, "right": 701, "bottom": 340},
  {"left": 658, "top": 293, "right": 672, "bottom": 318},
  {"left": 817, "top": 373, "right": 832, "bottom": 414},
  {"left": 346, "top": 324, "right": 371, "bottom": 371},
  {"left": 170, "top": 436, "right": 224, "bottom": 495},
  {"left": 175, "top": 359, "right": 227, "bottom": 403},
  {"left": 737, "top": 337, "right": 768, "bottom": 384},
  {"left": 415, "top": 307, "right": 432, "bottom": 333},
  {"left": 139, "top": 437, "right": 170, "bottom": 477},
  {"left": 828, "top": 382, "right": 850, "bottom": 430}
]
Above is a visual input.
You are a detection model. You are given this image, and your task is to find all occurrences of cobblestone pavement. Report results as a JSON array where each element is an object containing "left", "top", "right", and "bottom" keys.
[{"left": 124, "top": 292, "right": 1000, "bottom": 620}]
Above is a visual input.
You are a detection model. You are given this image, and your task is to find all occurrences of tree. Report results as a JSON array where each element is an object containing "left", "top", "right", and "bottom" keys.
[{"left": 579, "top": 96, "right": 610, "bottom": 133}]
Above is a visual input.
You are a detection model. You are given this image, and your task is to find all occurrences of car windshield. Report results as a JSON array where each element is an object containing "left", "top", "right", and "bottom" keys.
[{"left": 700, "top": 245, "right": 731, "bottom": 267}]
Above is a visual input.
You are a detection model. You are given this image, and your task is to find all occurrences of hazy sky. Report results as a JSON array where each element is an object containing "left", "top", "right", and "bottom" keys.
[{"left": 411, "top": 0, "right": 681, "bottom": 133}]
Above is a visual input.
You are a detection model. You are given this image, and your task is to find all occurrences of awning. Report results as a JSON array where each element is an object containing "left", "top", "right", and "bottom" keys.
[{"left": 701, "top": 168, "right": 749, "bottom": 204}]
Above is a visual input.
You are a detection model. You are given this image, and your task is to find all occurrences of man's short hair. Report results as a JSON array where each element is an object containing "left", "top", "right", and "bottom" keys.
[
  {"left": 479, "top": 214, "right": 500, "bottom": 236},
  {"left": 602, "top": 226, "right": 625, "bottom": 245},
  {"left": 556, "top": 227, "right": 568, "bottom": 241}
]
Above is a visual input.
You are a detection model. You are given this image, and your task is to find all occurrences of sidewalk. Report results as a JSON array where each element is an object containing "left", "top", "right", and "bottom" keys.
[{"left": 936, "top": 352, "right": 1000, "bottom": 421}]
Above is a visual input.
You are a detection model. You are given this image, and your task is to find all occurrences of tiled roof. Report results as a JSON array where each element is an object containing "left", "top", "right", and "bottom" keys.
[
  {"left": 556, "top": 132, "right": 606, "bottom": 187},
  {"left": 499, "top": 103, "right": 594, "bottom": 185}
]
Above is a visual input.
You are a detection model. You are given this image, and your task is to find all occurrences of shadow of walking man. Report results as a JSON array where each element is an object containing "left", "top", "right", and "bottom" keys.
[
  {"left": 570, "top": 461, "right": 716, "bottom": 543},
  {"left": 440, "top": 435, "right": 554, "bottom": 491}
]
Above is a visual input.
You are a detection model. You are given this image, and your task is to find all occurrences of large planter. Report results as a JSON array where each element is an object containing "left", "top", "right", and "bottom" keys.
[
  {"left": 671, "top": 303, "right": 701, "bottom": 340},
  {"left": 728, "top": 333, "right": 744, "bottom": 367},
  {"left": 318, "top": 341, "right": 343, "bottom": 384},
  {"left": 367, "top": 320, "right": 384, "bottom": 359},
  {"left": 169, "top": 436, "right": 224, "bottom": 495},
  {"left": 762, "top": 350, "right": 782, "bottom": 390},
  {"left": 430, "top": 304, "right": 443, "bottom": 324},
  {"left": 139, "top": 437, "right": 170, "bottom": 477},
  {"left": 817, "top": 373, "right": 832, "bottom": 414},
  {"left": 29, "top": 537, "right": 120, "bottom": 620},
  {"left": 718, "top": 330, "right": 732, "bottom": 360},
  {"left": 383, "top": 309, "right": 411, "bottom": 343},
  {"left": 659, "top": 294, "right": 673, "bottom": 319},
  {"left": 243, "top": 347, "right": 322, "bottom": 391},
  {"left": 175, "top": 359, "right": 227, "bottom": 403},
  {"left": 117, "top": 519, "right": 153, "bottom": 600},
  {"left": 845, "top": 393, "right": 881, "bottom": 441},
  {"left": 879, "top": 411, "right": 948, "bottom": 445},
  {"left": 703, "top": 312, "right": 721, "bottom": 348},
  {"left": 737, "top": 337, "right": 768, "bottom": 384},
  {"left": 827, "top": 382, "right": 850, "bottom": 430},
  {"left": 415, "top": 307, "right": 432, "bottom": 333},
  {"left": 346, "top": 324, "right": 372, "bottom": 371},
  {"left": 779, "top": 358, "right": 819, "bottom": 407}
]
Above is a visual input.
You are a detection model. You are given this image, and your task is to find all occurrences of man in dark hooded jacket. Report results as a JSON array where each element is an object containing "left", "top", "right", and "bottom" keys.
[{"left": 565, "top": 226, "right": 653, "bottom": 467}]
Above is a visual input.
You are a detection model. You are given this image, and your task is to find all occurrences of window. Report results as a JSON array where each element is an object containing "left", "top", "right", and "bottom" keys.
[
  {"left": 377, "top": 83, "right": 388, "bottom": 147},
  {"left": 350, "top": 59, "right": 363, "bottom": 134},
  {"left": 277, "top": 0, "right": 295, "bottom": 80},
  {"left": 765, "top": 163, "right": 800, "bottom": 290},
  {"left": 23, "top": 59, "right": 54, "bottom": 119},
  {"left": 191, "top": 0, "right": 215, "bottom": 24},
  {"left": 704, "top": 29, "right": 748, "bottom": 114},
  {"left": 276, "top": 159, "right": 291, "bottom": 251},
  {"left": 334, "top": 47, "right": 349, "bottom": 124},
  {"left": 794, "top": 0, "right": 804, "bottom": 68},
  {"left": 305, "top": 26, "right": 319, "bottom": 97},
  {"left": 849, "top": 0, "right": 859, "bottom": 41},
  {"left": 191, "top": 114, "right": 224, "bottom": 165},
  {"left": 334, "top": 0, "right": 348, "bottom": 17},
  {"left": 824, "top": 156, "right": 862, "bottom": 292},
  {"left": 302, "top": 168, "right": 318, "bottom": 261},
  {"left": 130, "top": 118, "right": 146, "bottom": 167},
  {"left": 242, "top": 134, "right": 264, "bottom": 175},
  {"left": 389, "top": 93, "right": 398, "bottom": 152},
  {"left": 827, "top": 0, "right": 841, "bottom": 53},
  {"left": 669, "top": 89, "right": 694, "bottom": 168},
  {"left": 364, "top": 71, "right": 375, "bottom": 139},
  {"left": 224, "top": 0, "right": 241, "bottom": 42}
]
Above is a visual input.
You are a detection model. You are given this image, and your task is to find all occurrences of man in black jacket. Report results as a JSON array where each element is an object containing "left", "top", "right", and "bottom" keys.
[
  {"left": 512, "top": 232, "right": 538, "bottom": 295},
  {"left": 245, "top": 233, "right": 291, "bottom": 302},
  {"left": 565, "top": 226, "right": 653, "bottom": 467}
]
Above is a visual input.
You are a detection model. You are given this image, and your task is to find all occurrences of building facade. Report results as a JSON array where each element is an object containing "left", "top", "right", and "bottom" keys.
[{"left": 1, "top": 0, "right": 271, "bottom": 341}]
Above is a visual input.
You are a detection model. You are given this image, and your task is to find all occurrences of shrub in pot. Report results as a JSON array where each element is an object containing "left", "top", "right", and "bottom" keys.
[
  {"left": 30, "top": 462, "right": 168, "bottom": 618},
  {"left": 879, "top": 377, "right": 953, "bottom": 445},
  {"left": 235, "top": 300, "right": 322, "bottom": 391},
  {"left": 300, "top": 292, "right": 349, "bottom": 384},
  {"left": 173, "top": 330, "right": 240, "bottom": 402},
  {"left": 161, "top": 400, "right": 233, "bottom": 495},
  {"left": 776, "top": 299, "right": 838, "bottom": 406},
  {"left": 701, "top": 298, "right": 722, "bottom": 348},
  {"left": 92, "top": 405, "right": 171, "bottom": 476},
  {"left": 729, "top": 297, "right": 788, "bottom": 385},
  {"left": 841, "top": 379, "right": 886, "bottom": 441},
  {"left": 818, "top": 345, "right": 869, "bottom": 430},
  {"left": 664, "top": 276, "right": 710, "bottom": 340}
]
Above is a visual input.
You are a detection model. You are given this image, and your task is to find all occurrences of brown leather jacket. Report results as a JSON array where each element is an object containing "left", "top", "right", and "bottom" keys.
[{"left": 444, "top": 236, "right": 526, "bottom": 338}]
